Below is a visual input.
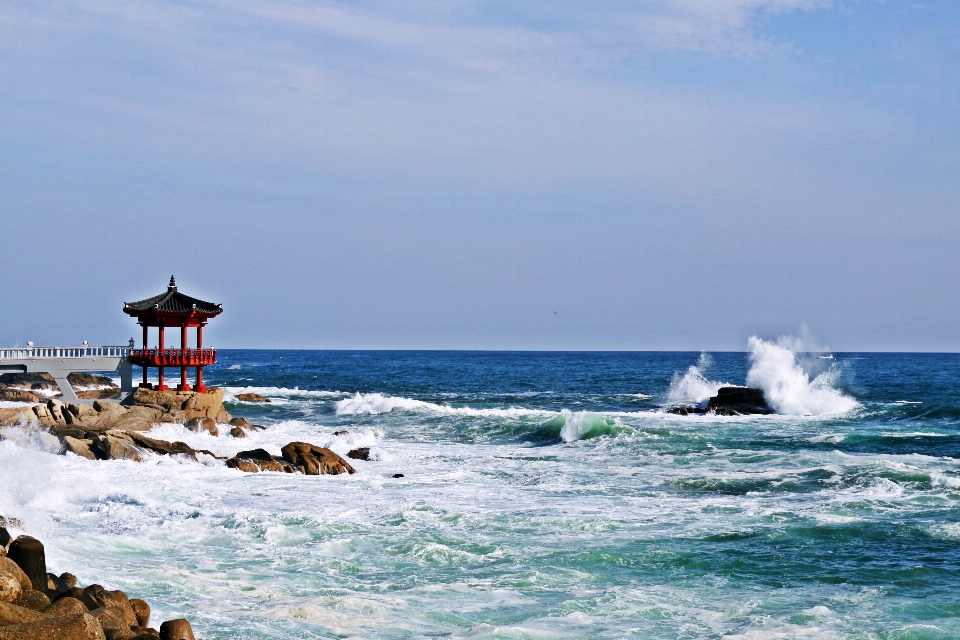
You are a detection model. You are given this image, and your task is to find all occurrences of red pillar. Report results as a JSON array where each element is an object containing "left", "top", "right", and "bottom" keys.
[
  {"left": 195, "top": 324, "right": 206, "bottom": 392},
  {"left": 157, "top": 324, "right": 168, "bottom": 391},
  {"left": 178, "top": 324, "right": 191, "bottom": 391},
  {"left": 140, "top": 325, "right": 150, "bottom": 388}
]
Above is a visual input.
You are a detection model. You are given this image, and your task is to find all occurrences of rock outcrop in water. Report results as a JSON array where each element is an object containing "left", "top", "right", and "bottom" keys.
[
  {"left": 0, "top": 525, "right": 194, "bottom": 639},
  {"left": 226, "top": 442, "right": 356, "bottom": 475},
  {"left": 671, "top": 386, "right": 774, "bottom": 416}
]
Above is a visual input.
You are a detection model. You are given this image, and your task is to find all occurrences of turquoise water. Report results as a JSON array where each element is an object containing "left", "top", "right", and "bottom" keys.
[{"left": 1, "top": 345, "right": 959, "bottom": 638}]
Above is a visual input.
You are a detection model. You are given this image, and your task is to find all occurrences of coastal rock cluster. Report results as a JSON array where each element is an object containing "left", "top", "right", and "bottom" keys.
[
  {"left": 0, "top": 373, "right": 120, "bottom": 404},
  {"left": 0, "top": 522, "right": 195, "bottom": 639},
  {"left": 670, "top": 386, "right": 775, "bottom": 416},
  {"left": 0, "top": 388, "right": 360, "bottom": 476}
]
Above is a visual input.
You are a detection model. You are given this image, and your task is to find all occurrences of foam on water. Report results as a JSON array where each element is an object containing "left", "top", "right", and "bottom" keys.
[
  {"left": 334, "top": 392, "right": 552, "bottom": 418},
  {"left": 667, "top": 352, "right": 728, "bottom": 405}
]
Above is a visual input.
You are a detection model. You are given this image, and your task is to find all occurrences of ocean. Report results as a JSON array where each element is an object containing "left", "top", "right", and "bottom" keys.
[{"left": 1, "top": 340, "right": 959, "bottom": 638}]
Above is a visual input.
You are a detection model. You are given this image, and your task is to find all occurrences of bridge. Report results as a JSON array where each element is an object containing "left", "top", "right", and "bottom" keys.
[{"left": 0, "top": 342, "right": 135, "bottom": 405}]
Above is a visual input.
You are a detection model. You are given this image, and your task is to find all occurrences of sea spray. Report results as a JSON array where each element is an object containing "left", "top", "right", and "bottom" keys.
[
  {"left": 667, "top": 352, "right": 729, "bottom": 406},
  {"left": 746, "top": 336, "right": 858, "bottom": 415}
]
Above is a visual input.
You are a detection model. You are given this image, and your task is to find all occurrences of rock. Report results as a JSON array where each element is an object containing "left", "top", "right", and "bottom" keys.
[
  {"left": 347, "top": 448, "right": 370, "bottom": 461},
  {"left": 6, "top": 537, "right": 46, "bottom": 592},
  {"left": 0, "top": 573, "right": 20, "bottom": 604},
  {"left": 30, "top": 405, "right": 55, "bottom": 427},
  {"left": 214, "top": 408, "right": 232, "bottom": 424},
  {"left": 235, "top": 393, "right": 269, "bottom": 403},
  {"left": 392, "top": 473, "right": 404, "bottom": 478},
  {"left": 706, "top": 387, "right": 774, "bottom": 415},
  {"left": 90, "top": 435, "right": 143, "bottom": 462},
  {"left": 228, "top": 427, "right": 246, "bottom": 438},
  {"left": 228, "top": 417, "right": 252, "bottom": 429},
  {"left": 59, "top": 573, "right": 78, "bottom": 589},
  {"left": 0, "top": 558, "right": 31, "bottom": 592},
  {"left": 0, "top": 390, "right": 40, "bottom": 403},
  {"left": 17, "top": 590, "right": 50, "bottom": 611},
  {"left": 0, "top": 528, "right": 10, "bottom": 550},
  {"left": 47, "top": 572, "right": 71, "bottom": 593},
  {"left": 128, "top": 600, "right": 149, "bottom": 628},
  {"left": 0, "top": 612, "right": 107, "bottom": 640},
  {"left": 122, "top": 434, "right": 199, "bottom": 461},
  {"left": 281, "top": 442, "right": 356, "bottom": 475},
  {"left": 158, "top": 619, "right": 195, "bottom": 640},
  {"left": 102, "top": 590, "right": 137, "bottom": 628},
  {"left": 89, "top": 606, "right": 131, "bottom": 636},
  {"left": 77, "top": 390, "right": 121, "bottom": 401},
  {"left": 333, "top": 430, "right": 349, "bottom": 436},
  {"left": 47, "top": 400, "right": 67, "bottom": 424},
  {"left": 185, "top": 417, "right": 217, "bottom": 436},
  {"left": 67, "top": 374, "right": 117, "bottom": 388},
  {"left": 225, "top": 449, "right": 296, "bottom": 473},
  {"left": 0, "top": 600, "right": 46, "bottom": 625},
  {"left": 62, "top": 437, "right": 98, "bottom": 460},
  {"left": 44, "top": 596, "right": 88, "bottom": 617},
  {"left": 0, "top": 408, "right": 34, "bottom": 427}
]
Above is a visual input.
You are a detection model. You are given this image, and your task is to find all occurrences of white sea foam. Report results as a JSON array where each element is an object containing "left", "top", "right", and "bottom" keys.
[
  {"left": 334, "top": 392, "right": 551, "bottom": 418},
  {"left": 746, "top": 337, "right": 858, "bottom": 416},
  {"left": 667, "top": 352, "right": 728, "bottom": 406},
  {"left": 222, "top": 386, "right": 347, "bottom": 402}
]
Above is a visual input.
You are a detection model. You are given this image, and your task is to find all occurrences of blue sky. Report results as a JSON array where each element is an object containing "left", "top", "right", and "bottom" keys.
[{"left": 1, "top": 0, "right": 958, "bottom": 350}]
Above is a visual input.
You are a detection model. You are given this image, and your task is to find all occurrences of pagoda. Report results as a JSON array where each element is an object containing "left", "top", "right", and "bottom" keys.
[{"left": 124, "top": 276, "right": 222, "bottom": 393}]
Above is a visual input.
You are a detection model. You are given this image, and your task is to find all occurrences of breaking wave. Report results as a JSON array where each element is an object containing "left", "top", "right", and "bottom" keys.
[
  {"left": 666, "top": 352, "right": 729, "bottom": 406},
  {"left": 334, "top": 392, "right": 551, "bottom": 418},
  {"left": 746, "top": 336, "right": 858, "bottom": 416}
]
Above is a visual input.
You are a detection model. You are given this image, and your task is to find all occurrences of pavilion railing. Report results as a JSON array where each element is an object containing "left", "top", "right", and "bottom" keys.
[
  {"left": 128, "top": 348, "right": 217, "bottom": 367},
  {"left": 0, "top": 345, "right": 131, "bottom": 360}
]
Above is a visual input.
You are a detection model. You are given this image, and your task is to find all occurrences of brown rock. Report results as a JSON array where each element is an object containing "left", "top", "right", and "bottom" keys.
[
  {"left": 0, "top": 572, "right": 21, "bottom": 605},
  {"left": 68, "top": 373, "right": 117, "bottom": 388},
  {"left": 77, "top": 390, "right": 121, "bottom": 401},
  {"left": 214, "top": 408, "right": 232, "bottom": 424},
  {"left": 6, "top": 537, "right": 46, "bottom": 592},
  {"left": 0, "top": 558, "right": 32, "bottom": 592},
  {"left": 90, "top": 435, "right": 143, "bottom": 462},
  {"left": 158, "top": 619, "right": 194, "bottom": 640},
  {"left": 225, "top": 458, "right": 260, "bottom": 473},
  {"left": 0, "top": 600, "right": 46, "bottom": 625},
  {"left": 225, "top": 449, "right": 297, "bottom": 473},
  {"left": 0, "top": 390, "right": 40, "bottom": 403},
  {"left": 235, "top": 393, "right": 270, "bottom": 403},
  {"left": 0, "top": 408, "right": 34, "bottom": 427},
  {"left": 102, "top": 591, "right": 137, "bottom": 628},
  {"left": 17, "top": 590, "right": 50, "bottom": 612},
  {"left": 122, "top": 434, "right": 198, "bottom": 461},
  {"left": 281, "top": 442, "right": 356, "bottom": 475},
  {"left": 347, "top": 448, "right": 371, "bottom": 461},
  {"left": 0, "top": 612, "right": 106, "bottom": 640},
  {"left": 0, "top": 528, "right": 10, "bottom": 550},
  {"left": 185, "top": 418, "right": 217, "bottom": 436},
  {"left": 44, "top": 596, "right": 88, "bottom": 617},
  {"left": 89, "top": 606, "right": 130, "bottom": 636},
  {"left": 228, "top": 417, "right": 253, "bottom": 429},
  {"left": 333, "top": 430, "right": 349, "bottom": 436},
  {"left": 181, "top": 388, "right": 225, "bottom": 419},
  {"left": 62, "top": 437, "right": 98, "bottom": 460},
  {"left": 59, "top": 573, "right": 78, "bottom": 589},
  {"left": 128, "top": 600, "right": 149, "bottom": 628},
  {"left": 30, "top": 405, "right": 56, "bottom": 427},
  {"left": 47, "top": 572, "right": 71, "bottom": 594},
  {"left": 228, "top": 427, "right": 246, "bottom": 438}
]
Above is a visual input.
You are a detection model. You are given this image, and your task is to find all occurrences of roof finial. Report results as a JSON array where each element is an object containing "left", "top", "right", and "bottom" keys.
[{"left": 169, "top": 275, "right": 177, "bottom": 291}]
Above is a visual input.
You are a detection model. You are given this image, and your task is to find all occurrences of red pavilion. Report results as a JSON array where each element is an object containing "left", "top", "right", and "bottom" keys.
[{"left": 124, "top": 276, "right": 222, "bottom": 393}]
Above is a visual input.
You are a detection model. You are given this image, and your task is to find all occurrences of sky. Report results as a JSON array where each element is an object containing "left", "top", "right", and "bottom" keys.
[{"left": 1, "top": 0, "right": 959, "bottom": 351}]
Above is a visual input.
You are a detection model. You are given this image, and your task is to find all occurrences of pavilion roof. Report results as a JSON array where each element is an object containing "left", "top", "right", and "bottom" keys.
[{"left": 124, "top": 276, "right": 222, "bottom": 317}]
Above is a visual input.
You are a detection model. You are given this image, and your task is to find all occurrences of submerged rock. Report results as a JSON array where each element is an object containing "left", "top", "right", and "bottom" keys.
[
  {"left": 281, "top": 442, "right": 356, "bottom": 475},
  {"left": 235, "top": 393, "right": 269, "bottom": 403},
  {"left": 347, "top": 448, "right": 370, "bottom": 461}
]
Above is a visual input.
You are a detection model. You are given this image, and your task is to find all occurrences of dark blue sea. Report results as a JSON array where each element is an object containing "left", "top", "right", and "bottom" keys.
[{"left": 2, "top": 342, "right": 959, "bottom": 638}]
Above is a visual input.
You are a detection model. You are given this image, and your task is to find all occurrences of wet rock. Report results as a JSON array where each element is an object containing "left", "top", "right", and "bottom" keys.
[
  {"left": 77, "top": 389, "right": 121, "bottom": 401},
  {"left": 0, "top": 600, "right": 47, "bottom": 625},
  {"left": 235, "top": 393, "right": 269, "bottom": 403},
  {"left": 90, "top": 435, "right": 143, "bottom": 462},
  {"left": 17, "top": 590, "right": 50, "bottom": 611},
  {"left": 0, "top": 612, "right": 107, "bottom": 640},
  {"left": 59, "top": 573, "right": 78, "bottom": 589},
  {"left": 0, "top": 528, "right": 10, "bottom": 550},
  {"left": 158, "top": 619, "right": 195, "bottom": 640},
  {"left": 347, "top": 448, "right": 370, "bottom": 461},
  {"left": 102, "top": 590, "right": 137, "bottom": 628},
  {"left": 0, "top": 408, "right": 34, "bottom": 427},
  {"left": 128, "top": 600, "right": 149, "bottom": 628},
  {"left": 333, "top": 430, "right": 349, "bottom": 436},
  {"left": 89, "top": 606, "right": 131, "bottom": 637},
  {"left": 47, "top": 572, "right": 71, "bottom": 594},
  {"left": 281, "top": 442, "right": 356, "bottom": 475},
  {"left": 7, "top": 537, "right": 46, "bottom": 592},
  {"left": 68, "top": 373, "right": 117, "bottom": 388},
  {"left": 30, "top": 405, "right": 55, "bottom": 427},
  {"left": 123, "top": 434, "right": 197, "bottom": 461},
  {"left": 228, "top": 427, "right": 246, "bottom": 438},
  {"left": 392, "top": 474, "right": 404, "bottom": 478},
  {"left": 0, "top": 572, "right": 21, "bottom": 604},
  {"left": 225, "top": 449, "right": 296, "bottom": 473},
  {"left": 44, "top": 596, "right": 88, "bottom": 617},
  {"left": 47, "top": 400, "right": 67, "bottom": 424},
  {"left": 706, "top": 387, "right": 774, "bottom": 415},
  {"left": 185, "top": 417, "right": 217, "bottom": 436},
  {"left": 62, "top": 436, "right": 98, "bottom": 460},
  {"left": 228, "top": 417, "right": 253, "bottom": 429}
]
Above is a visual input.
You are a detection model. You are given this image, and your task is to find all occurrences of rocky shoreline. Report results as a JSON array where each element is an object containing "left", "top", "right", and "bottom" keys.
[
  {"left": 0, "top": 387, "right": 360, "bottom": 475},
  {"left": 0, "top": 521, "right": 195, "bottom": 639}
]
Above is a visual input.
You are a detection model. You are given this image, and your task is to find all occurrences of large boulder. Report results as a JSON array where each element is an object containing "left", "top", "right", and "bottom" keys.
[
  {"left": 0, "top": 572, "right": 20, "bottom": 605},
  {"left": 235, "top": 393, "right": 269, "bottom": 403},
  {"left": 0, "top": 408, "right": 34, "bottom": 427},
  {"left": 62, "top": 437, "right": 97, "bottom": 460},
  {"left": 7, "top": 537, "right": 46, "bottom": 592},
  {"left": 185, "top": 418, "right": 217, "bottom": 436},
  {"left": 0, "top": 390, "right": 40, "bottom": 403},
  {"left": 281, "top": 442, "right": 356, "bottom": 475},
  {"left": 89, "top": 434, "right": 143, "bottom": 462},
  {"left": 0, "top": 558, "right": 31, "bottom": 593},
  {"left": 44, "top": 596, "right": 88, "bottom": 617},
  {"left": 706, "top": 387, "right": 774, "bottom": 415},
  {"left": 123, "top": 387, "right": 229, "bottom": 422},
  {"left": 225, "top": 449, "right": 296, "bottom": 473},
  {"left": 0, "top": 612, "right": 107, "bottom": 640},
  {"left": 67, "top": 373, "right": 116, "bottom": 388},
  {"left": 159, "top": 619, "right": 195, "bottom": 640},
  {"left": 0, "top": 600, "right": 47, "bottom": 625}
]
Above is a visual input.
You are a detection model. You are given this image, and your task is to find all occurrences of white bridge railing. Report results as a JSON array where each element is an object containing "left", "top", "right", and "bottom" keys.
[{"left": 0, "top": 345, "right": 131, "bottom": 360}]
